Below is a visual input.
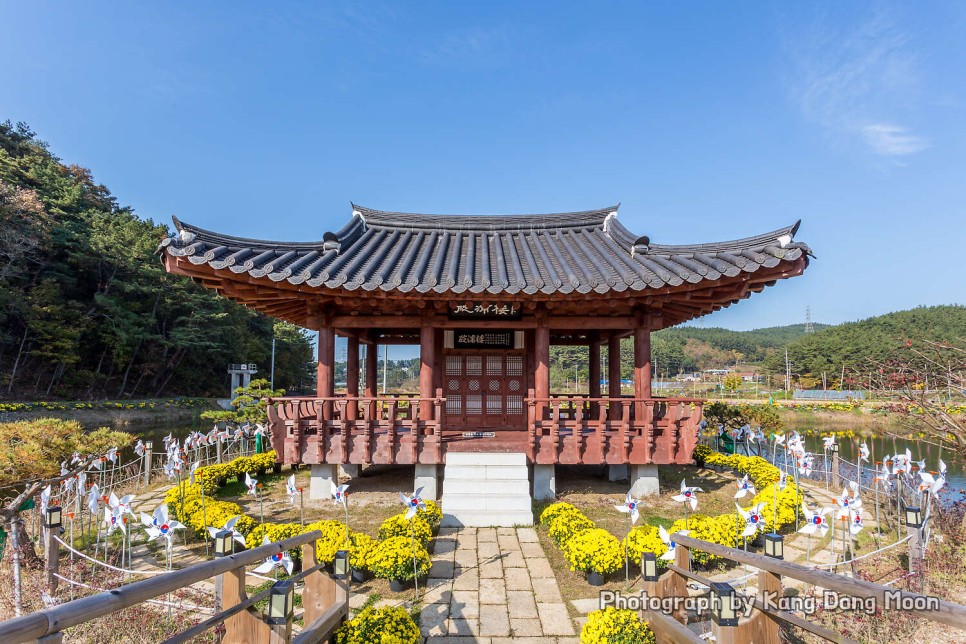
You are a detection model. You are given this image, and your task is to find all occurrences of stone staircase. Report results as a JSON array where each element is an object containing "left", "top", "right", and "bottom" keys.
[{"left": 441, "top": 452, "right": 533, "bottom": 527}]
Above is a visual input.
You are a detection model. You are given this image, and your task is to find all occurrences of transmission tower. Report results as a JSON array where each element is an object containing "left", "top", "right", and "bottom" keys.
[{"left": 805, "top": 306, "right": 814, "bottom": 334}]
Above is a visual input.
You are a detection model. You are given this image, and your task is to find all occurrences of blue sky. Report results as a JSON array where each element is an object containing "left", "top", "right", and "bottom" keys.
[{"left": 2, "top": 2, "right": 964, "bottom": 332}]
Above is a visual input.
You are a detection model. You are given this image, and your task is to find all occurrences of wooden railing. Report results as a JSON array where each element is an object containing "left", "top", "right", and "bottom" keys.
[
  {"left": 643, "top": 533, "right": 966, "bottom": 643},
  {"left": 527, "top": 395, "right": 703, "bottom": 465},
  {"left": 0, "top": 532, "right": 348, "bottom": 644},
  {"left": 267, "top": 393, "right": 446, "bottom": 465}
]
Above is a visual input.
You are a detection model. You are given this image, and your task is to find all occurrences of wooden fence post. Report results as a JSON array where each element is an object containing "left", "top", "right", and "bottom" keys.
[
  {"left": 830, "top": 450, "right": 840, "bottom": 489},
  {"left": 222, "top": 568, "right": 272, "bottom": 643},
  {"left": 216, "top": 438, "right": 223, "bottom": 464},
  {"left": 756, "top": 568, "right": 782, "bottom": 643},
  {"left": 142, "top": 442, "right": 153, "bottom": 486},
  {"left": 45, "top": 527, "right": 59, "bottom": 595}
]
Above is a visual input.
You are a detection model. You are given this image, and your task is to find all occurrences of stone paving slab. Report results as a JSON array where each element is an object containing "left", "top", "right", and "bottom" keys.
[{"left": 422, "top": 527, "right": 579, "bottom": 641}]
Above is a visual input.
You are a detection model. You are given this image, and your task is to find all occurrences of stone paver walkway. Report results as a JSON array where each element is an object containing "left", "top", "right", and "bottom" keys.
[{"left": 420, "top": 527, "right": 579, "bottom": 643}]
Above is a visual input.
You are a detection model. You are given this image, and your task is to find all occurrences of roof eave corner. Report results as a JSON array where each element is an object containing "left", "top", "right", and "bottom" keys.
[{"left": 602, "top": 205, "right": 620, "bottom": 234}]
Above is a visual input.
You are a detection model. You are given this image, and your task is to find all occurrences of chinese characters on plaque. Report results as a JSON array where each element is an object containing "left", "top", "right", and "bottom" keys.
[
  {"left": 448, "top": 302, "right": 522, "bottom": 320},
  {"left": 453, "top": 331, "right": 514, "bottom": 349}
]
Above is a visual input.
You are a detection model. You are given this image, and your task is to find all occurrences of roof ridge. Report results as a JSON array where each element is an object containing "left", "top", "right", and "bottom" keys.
[{"left": 351, "top": 203, "right": 620, "bottom": 232}]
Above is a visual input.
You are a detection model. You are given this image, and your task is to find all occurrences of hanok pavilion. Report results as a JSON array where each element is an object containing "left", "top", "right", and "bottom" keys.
[{"left": 160, "top": 204, "right": 811, "bottom": 526}]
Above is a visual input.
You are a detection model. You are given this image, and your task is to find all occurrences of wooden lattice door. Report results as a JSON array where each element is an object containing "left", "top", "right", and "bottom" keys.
[{"left": 444, "top": 352, "right": 526, "bottom": 428}]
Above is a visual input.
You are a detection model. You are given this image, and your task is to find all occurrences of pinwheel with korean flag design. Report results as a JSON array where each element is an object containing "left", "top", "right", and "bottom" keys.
[
  {"left": 400, "top": 486, "right": 427, "bottom": 599},
  {"left": 400, "top": 487, "right": 426, "bottom": 520},
  {"left": 145, "top": 504, "right": 184, "bottom": 569},
  {"left": 672, "top": 479, "right": 702, "bottom": 511},
  {"left": 333, "top": 481, "right": 350, "bottom": 549},
  {"left": 737, "top": 502, "right": 767, "bottom": 538},
  {"left": 799, "top": 502, "right": 831, "bottom": 562},
  {"left": 615, "top": 491, "right": 642, "bottom": 589},
  {"left": 849, "top": 509, "right": 864, "bottom": 535},
  {"left": 734, "top": 474, "right": 755, "bottom": 499},
  {"left": 286, "top": 475, "right": 298, "bottom": 505},
  {"left": 245, "top": 472, "right": 258, "bottom": 496},
  {"left": 659, "top": 525, "right": 689, "bottom": 561},
  {"left": 104, "top": 506, "right": 125, "bottom": 536},
  {"left": 254, "top": 536, "right": 294, "bottom": 577}
]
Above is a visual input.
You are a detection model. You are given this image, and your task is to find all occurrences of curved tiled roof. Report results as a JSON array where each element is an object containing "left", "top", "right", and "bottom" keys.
[{"left": 159, "top": 205, "right": 811, "bottom": 296}]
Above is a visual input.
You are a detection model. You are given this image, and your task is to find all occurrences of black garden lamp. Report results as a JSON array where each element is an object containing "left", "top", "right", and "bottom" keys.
[
  {"left": 267, "top": 579, "right": 294, "bottom": 625},
  {"left": 710, "top": 582, "right": 739, "bottom": 627},
  {"left": 213, "top": 529, "right": 234, "bottom": 557},
  {"left": 764, "top": 533, "right": 784, "bottom": 559},
  {"left": 905, "top": 506, "right": 923, "bottom": 529},
  {"left": 333, "top": 549, "right": 349, "bottom": 580},
  {"left": 44, "top": 506, "right": 62, "bottom": 530},
  {"left": 642, "top": 552, "right": 658, "bottom": 582},
  {"left": 830, "top": 442, "right": 839, "bottom": 455}
]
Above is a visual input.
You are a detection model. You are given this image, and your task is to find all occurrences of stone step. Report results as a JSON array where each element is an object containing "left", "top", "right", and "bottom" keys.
[
  {"left": 445, "top": 452, "right": 528, "bottom": 466},
  {"left": 443, "top": 492, "right": 532, "bottom": 513},
  {"left": 444, "top": 464, "right": 530, "bottom": 481},
  {"left": 444, "top": 478, "right": 530, "bottom": 495},
  {"left": 440, "top": 509, "right": 534, "bottom": 528}
]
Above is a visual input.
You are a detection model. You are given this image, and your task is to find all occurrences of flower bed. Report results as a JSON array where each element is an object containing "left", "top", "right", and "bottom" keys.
[
  {"left": 163, "top": 451, "right": 440, "bottom": 585},
  {"left": 539, "top": 447, "right": 801, "bottom": 580}
]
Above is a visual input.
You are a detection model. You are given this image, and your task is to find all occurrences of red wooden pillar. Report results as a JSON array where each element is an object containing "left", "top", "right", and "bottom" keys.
[
  {"left": 608, "top": 334, "right": 622, "bottom": 419},
  {"left": 588, "top": 333, "right": 601, "bottom": 419},
  {"left": 364, "top": 332, "right": 378, "bottom": 398},
  {"left": 346, "top": 335, "right": 359, "bottom": 420},
  {"left": 419, "top": 323, "right": 435, "bottom": 421},
  {"left": 317, "top": 323, "right": 335, "bottom": 419},
  {"left": 535, "top": 318, "right": 550, "bottom": 420},
  {"left": 634, "top": 323, "right": 652, "bottom": 401}
]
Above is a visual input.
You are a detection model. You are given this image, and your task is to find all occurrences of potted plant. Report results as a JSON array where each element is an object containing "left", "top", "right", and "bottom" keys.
[
  {"left": 335, "top": 605, "right": 420, "bottom": 644},
  {"left": 348, "top": 532, "right": 378, "bottom": 583},
  {"left": 563, "top": 528, "right": 623, "bottom": 586},
  {"left": 368, "top": 536, "right": 431, "bottom": 591},
  {"left": 581, "top": 607, "right": 656, "bottom": 643}
]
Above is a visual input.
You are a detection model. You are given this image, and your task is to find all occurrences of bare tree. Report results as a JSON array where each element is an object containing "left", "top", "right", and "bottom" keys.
[{"left": 869, "top": 339, "right": 966, "bottom": 460}]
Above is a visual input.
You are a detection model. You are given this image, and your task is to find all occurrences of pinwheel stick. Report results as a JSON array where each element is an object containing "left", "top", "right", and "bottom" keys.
[
  {"left": 299, "top": 488, "right": 305, "bottom": 527},
  {"left": 411, "top": 518, "right": 419, "bottom": 600},
  {"left": 624, "top": 512, "right": 630, "bottom": 591}
]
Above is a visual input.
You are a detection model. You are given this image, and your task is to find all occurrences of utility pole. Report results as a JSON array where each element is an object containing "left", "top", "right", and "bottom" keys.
[
  {"left": 270, "top": 336, "right": 276, "bottom": 390},
  {"left": 785, "top": 349, "right": 791, "bottom": 392}
]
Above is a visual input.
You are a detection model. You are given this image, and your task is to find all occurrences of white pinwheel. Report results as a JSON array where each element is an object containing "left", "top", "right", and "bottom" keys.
[
  {"left": 858, "top": 443, "right": 870, "bottom": 463},
  {"left": 40, "top": 484, "right": 51, "bottom": 514},
  {"left": 104, "top": 506, "right": 125, "bottom": 535},
  {"left": 737, "top": 502, "right": 767, "bottom": 538},
  {"left": 799, "top": 502, "right": 831, "bottom": 537},
  {"left": 207, "top": 515, "right": 247, "bottom": 547},
  {"left": 245, "top": 472, "right": 258, "bottom": 496},
  {"left": 134, "top": 440, "right": 145, "bottom": 458},
  {"left": 109, "top": 491, "right": 135, "bottom": 517},
  {"left": 874, "top": 462, "right": 892, "bottom": 491},
  {"left": 615, "top": 492, "right": 641, "bottom": 524},
  {"left": 253, "top": 536, "right": 294, "bottom": 575},
  {"left": 822, "top": 435, "right": 836, "bottom": 451},
  {"left": 672, "top": 479, "right": 702, "bottom": 511},
  {"left": 774, "top": 433, "right": 786, "bottom": 447},
  {"left": 777, "top": 470, "right": 788, "bottom": 491},
  {"left": 834, "top": 488, "right": 862, "bottom": 520},
  {"left": 332, "top": 482, "right": 349, "bottom": 508},
  {"left": 849, "top": 509, "right": 865, "bottom": 535},
  {"left": 145, "top": 505, "right": 183, "bottom": 545},
  {"left": 659, "top": 526, "right": 689, "bottom": 561},
  {"left": 285, "top": 474, "right": 298, "bottom": 505},
  {"left": 400, "top": 487, "right": 426, "bottom": 520},
  {"left": 918, "top": 470, "right": 945, "bottom": 495},
  {"left": 87, "top": 484, "right": 100, "bottom": 515},
  {"left": 800, "top": 454, "right": 815, "bottom": 477},
  {"left": 189, "top": 461, "right": 201, "bottom": 486},
  {"left": 734, "top": 474, "right": 755, "bottom": 499},
  {"left": 939, "top": 459, "right": 947, "bottom": 476},
  {"left": 105, "top": 447, "right": 118, "bottom": 464}
]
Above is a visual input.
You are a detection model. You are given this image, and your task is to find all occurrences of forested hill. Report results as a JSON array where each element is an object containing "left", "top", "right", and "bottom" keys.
[
  {"left": 647, "top": 322, "right": 828, "bottom": 375},
  {"left": 760, "top": 305, "right": 966, "bottom": 380},
  {"left": 0, "top": 121, "right": 314, "bottom": 400}
]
